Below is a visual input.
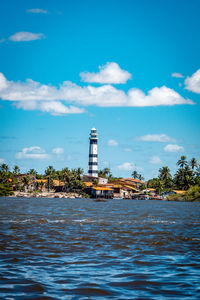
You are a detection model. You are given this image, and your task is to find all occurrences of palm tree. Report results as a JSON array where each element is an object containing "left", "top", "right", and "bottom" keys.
[
  {"left": 132, "top": 170, "right": 138, "bottom": 179},
  {"left": 174, "top": 165, "right": 194, "bottom": 190},
  {"left": 98, "top": 168, "right": 111, "bottom": 178},
  {"left": 103, "top": 168, "right": 111, "bottom": 177},
  {"left": 22, "top": 176, "right": 30, "bottom": 192},
  {"left": 177, "top": 156, "right": 187, "bottom": 168},
  {"left": 159, "top": 166, "right": 171, "bottom": 181},
  {"left": 0, "top": 163, "right": 9, "bottom": 173},
  {"left": 190, "top": 157, "right": 197, "bottom": 170},
  {"left": 138, "top": 174, "right": 144, "bottom": 181},
  {"left": 159, "top": 166, "right": 173, "bottom": 189},
  {"left": 45, "top": 166, "right": 55, "bottom": 176},
  {"left": 28, "top": 168, "right": 37, "bottom": 176},
  {"left": 13, "top": 165, "right": 20, "bottom": 174},
  {"left": 76, "top": 167, "right": 84, "bottom": 179}
]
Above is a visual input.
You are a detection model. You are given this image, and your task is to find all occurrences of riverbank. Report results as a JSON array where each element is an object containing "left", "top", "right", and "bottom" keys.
[{"left": 10, "top": 191, "right": 84, "bottom": 199}]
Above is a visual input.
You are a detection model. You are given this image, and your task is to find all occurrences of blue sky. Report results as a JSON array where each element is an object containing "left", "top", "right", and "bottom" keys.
[{"left": 0, "top": 0, "right": 200, "bottom": 179}]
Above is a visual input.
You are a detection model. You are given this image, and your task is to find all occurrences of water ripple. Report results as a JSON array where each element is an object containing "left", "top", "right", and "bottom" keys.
[{"left": 0, "top": 197, "right": 200, "bottom": 299}]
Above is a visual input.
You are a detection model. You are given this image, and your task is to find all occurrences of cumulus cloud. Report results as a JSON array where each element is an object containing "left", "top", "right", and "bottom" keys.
[
  {"left": 9, "top": 32, "right": 45, "bottom": 42},
  {"left": 164, "top": 144, "right": 184, "bottom": 152},
  {"left": 80, "top": 62, "right": 132, "bottom": 84},
  {"left": 0, "top": 68, "right": 194, "bottom": 116},
  {"left": 27, "top": 8, "right": 48, "bottom": 14},
  {"left": 136, "top": 134, "right": 176, "bottom": 143},
  {"left": 14, "top": 100, "right": 85, "bottom": 116},
  {"left": 150, "top": 156, "right": 162, "bottom": 164},
  {"left": 108, "top": 139, "right": 118, "bottom": 146},
  {"left": 117, "top": 162, "right": 133, "bottom": 171},
  {"left": 16, "top": 146, "right": 50, "bottom": 159},
  {"left": 52, "top": 147, "right": 64, "bottom": 154},
  {"left": 172, "top": 72, "right": 184, "bottom": 78},
  {"left": 185, "top": 69, "right": 200, "bottom": 94}
]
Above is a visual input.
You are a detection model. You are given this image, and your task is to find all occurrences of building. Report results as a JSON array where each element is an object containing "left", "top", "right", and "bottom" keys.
[
  {"left": 91, "top": 186, "right": 113, "bottom": 199},
  {"left": 88, "top": 128, "right": 98, "bottom": 177}
]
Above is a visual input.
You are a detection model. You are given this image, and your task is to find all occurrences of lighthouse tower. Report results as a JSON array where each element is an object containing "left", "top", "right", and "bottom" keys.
[{"left": 88, "top": 128, "right": 98, "bottom": 177}]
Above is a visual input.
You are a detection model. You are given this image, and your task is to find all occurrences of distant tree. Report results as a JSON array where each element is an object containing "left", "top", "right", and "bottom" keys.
[
  {"left": 147, "top": 178, "right": 159, "bottom": 188},
  {"left": 22, "top": 176, "right": 30, "bottom": 192},
  {"left": 174, "top": 165, "right": 194, "bottom": 190},
  {"left": 13, "top": 165, "right": 20, "bottom": 174},
  {"left": 177, "top": 156, "right": 187, "bottom": 168},
  {"left": 0, "top": 183, "right": 13, "bottom": 196},
  {"left": 28, "top": 168, "right": 37, "bottom": 176},
  {"left": 190, "top": 157, "right": 198, "bottom": 170},
  {"left": 93, "top": 178, "right": 98, "bottom": 186},
  {"left": 132, "top": 170, "right": 138, "bottom": 179},
  {"left": 159, "top": 166, "right": 172, "bottom": 181},
  {"left": 98, "top": 168, "right": 112, "bottom": 178},
  {"left": 0, "top": 164, "right": 11, "bottom": 184},
  {"left": 76, "top": 167, "right": 84, "bottom": 178},
  {"left": 45, "top": 166, "right": 55, "bottom": 176},
  {"left": 138, "top": 174, "right": 144, "bottom": 181},
  {"left": 0, "top": 163, "right": 9, "bottom": 173}
]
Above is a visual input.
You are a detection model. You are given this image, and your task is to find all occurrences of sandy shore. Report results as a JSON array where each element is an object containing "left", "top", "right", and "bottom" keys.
[{"left": 10, "top": 191, "right": 84, "bottom": 199}]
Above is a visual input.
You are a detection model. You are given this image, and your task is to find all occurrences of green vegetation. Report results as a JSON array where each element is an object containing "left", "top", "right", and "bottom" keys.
[
  {"left": 147, "top": 156, "right": 200, "bottom": 201},
  {"left": 0, "top": 155, "right": 199, "bottom": 201},
  {"left": 98, "top": 168, "right": 121, "bottom": 182},
  {"left": 0, "top": 163, "right": 86, "bottom": 196},
  {"left": 0, "top": 164, "right": 14, "bottom": 196},
  {"left": 0, "top": 183, "right": 13, "bottom": 196},
  {"left": 132, "top": 170, "right": 144, "bottom": 181},
  {"left": 168, "top": 185, "right": 200, "bottom": 202}
]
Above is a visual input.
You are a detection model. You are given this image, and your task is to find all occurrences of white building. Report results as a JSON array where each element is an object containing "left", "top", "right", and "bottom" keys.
[{"left": 88, "top": 128, "right": 98, "bottom": 177}]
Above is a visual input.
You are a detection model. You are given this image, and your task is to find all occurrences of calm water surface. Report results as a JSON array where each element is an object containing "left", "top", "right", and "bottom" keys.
[{"left": 0, "top": 198, "right": 200, "bottom": 299}]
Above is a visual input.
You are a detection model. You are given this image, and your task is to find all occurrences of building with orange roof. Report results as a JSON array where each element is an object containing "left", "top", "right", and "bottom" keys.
[
  {"left": 91, "top": 186, "right": 113, "bottom": 199},
  {"left": 172, "top": 190, "right": 186, "bottom": 195}
]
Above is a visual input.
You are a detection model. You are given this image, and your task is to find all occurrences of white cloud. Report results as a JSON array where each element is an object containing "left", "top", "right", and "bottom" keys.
[
  {"left": 172, "top": 72, "right": 184, "bottom": 78},
  {"left": 185, "top": 69, "right": 200, "bottom": 94},
  {"left": 164, "top": 144, "right": 184, "bottom": 152},
  {"left": 52, "top": 147, "right": 64, "bottom": 154},
  {"left": 150, "top": 156, "right": 162, "bottom": 164},
  {"left": 0, "top": 158, "right": 5, "bottom": 164},
  {"left": 16, "top": 146, "right": 50, "bottom": 159},
  {"left": 108, "top": 139, "right": 118, "bottom": 146},
  {"left": 9, "top": 32, "right": 45, "bottom": 42},
  {"left": 80, "top": 62, "right": 132, "bottom": 84},
  {"left": 117, "top": 162, "right": 133, "bottom": 171},
  {"left": 0, "top": 69, "right": 194, "bottom": 115},
  {"left": 27, "top": 8, "right": 48, "bottom": 14},
  {"left": 136, "top": 134, "right": 175, "bottom": 143},
  {"left": 14, "top": 101, "right": 85, "bottom": 116}
]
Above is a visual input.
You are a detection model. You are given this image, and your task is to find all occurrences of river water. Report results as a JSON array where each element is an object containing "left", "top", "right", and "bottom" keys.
[{"left": 0, "top": 197, "right": 200, "bottom": 299}]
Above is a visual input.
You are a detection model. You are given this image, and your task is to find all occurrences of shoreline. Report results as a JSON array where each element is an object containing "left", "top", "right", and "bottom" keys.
[{"left": 8, "top": 191, "right": 84, "bottom": 199}]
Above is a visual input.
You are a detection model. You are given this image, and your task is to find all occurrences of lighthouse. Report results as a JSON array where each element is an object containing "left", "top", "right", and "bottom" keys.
[{"left": 88, "top": 128, "right": 98, "bottom": 177}]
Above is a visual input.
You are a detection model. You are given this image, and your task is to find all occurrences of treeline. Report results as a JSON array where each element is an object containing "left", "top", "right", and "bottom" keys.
[
  {"left": 0, "top": 155, "right": 200, "bottom": 201},
  {"left": 0, "top": 164, "right": 86, "bottom": 196},
  {"left": 147, "top": 156, "right": 200, "bottom": 201}
]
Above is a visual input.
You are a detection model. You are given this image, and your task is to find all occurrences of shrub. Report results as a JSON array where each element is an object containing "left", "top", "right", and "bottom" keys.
[
  {"left": 183, "top": 185, "right": 200, "bottom": 202},
  {"left": 167, "top": 194, "right": 182, "bottom": 201},
  {"left": 0, "top": 183, "right": 14, "bottom": 196}
]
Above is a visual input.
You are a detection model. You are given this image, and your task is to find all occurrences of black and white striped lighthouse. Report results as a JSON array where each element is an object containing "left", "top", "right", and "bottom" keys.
[{"left": 88, "top": 128, "right": 98, "bottom": 177}]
